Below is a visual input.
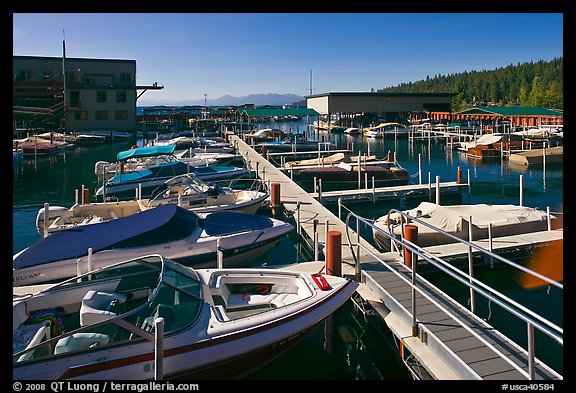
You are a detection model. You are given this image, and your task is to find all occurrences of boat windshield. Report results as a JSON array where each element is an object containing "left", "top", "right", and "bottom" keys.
[{"left": 13, "top": 255, "right": 204, "bottom": 365}]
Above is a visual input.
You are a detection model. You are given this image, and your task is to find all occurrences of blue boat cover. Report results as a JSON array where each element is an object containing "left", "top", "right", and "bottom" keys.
[
  {"left": 202, "top": 211, "right": 274, "bottom": 236},
  {"left": 117, "top": 145, "right": 176, "bottom": 161},
  {"left": 107, "top": 163, "right": 243, "bottom": 185},
  {"left": 108, "top": 161, "right": 192, "bottom": 184},
  {"left": 13, "top": 204, "right": 198, "bottom": 269}
]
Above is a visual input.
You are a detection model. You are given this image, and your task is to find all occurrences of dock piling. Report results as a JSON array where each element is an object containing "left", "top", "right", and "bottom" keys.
[{"left": 326, "top": 231, "right": 342, "bottom": 277}]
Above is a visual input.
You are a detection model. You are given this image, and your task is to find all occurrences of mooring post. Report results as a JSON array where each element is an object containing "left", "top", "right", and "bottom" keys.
[
  {"left": 154, "top": 317, "right": 164, "bottom": 380},
  {"left": 326, "top": 231, "right": 342, "bottom": 277}
]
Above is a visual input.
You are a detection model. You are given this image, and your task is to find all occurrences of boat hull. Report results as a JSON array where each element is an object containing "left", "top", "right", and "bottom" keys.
[
  {"left": 13, "top": 265, "right": 357, "bottom": 380},
  {"left": 296, "top": 166, "right": 409, "bottom": 190},
  {"left": 14, "top": 222, "right": 293, "bottom": 287}
]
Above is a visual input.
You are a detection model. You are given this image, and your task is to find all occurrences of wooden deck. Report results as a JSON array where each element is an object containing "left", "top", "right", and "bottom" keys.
[{"left": 229, "top": 133, "right": 563, "bottom": 380}]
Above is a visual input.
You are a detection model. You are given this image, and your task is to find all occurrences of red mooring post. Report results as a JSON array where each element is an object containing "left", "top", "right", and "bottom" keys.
[
  {"left": 387, "top": 150, "right": 392, "bottom": 163},
  {"left": 82, "top": 187, "right": 90, "bottom": 205},
  {"left": 403, "top": 224, "right": 418, "bottom": 267},
  {"left": 457, "top": 167, "right": 462, "bottom": 184},
  {"left": 326, "top": 231, "right": 342, "bottom": 277},
  {"left": 261, "top": 144, "right": 267, "bottom": 157},
  {"left": 271, "top": 182, "right": 281, "bottom": 216}
]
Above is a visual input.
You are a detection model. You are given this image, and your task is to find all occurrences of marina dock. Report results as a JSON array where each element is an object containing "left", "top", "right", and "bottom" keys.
[{"left": 229, "top": 133, "right": 563, "bottom": 380}]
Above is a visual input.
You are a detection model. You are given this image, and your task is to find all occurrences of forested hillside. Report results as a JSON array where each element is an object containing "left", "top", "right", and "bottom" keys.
[{"left": 378, "top": 57, "right": 563, "bottom": 112}]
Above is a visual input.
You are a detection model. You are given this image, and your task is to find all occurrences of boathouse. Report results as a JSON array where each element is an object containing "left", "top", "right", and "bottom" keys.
[
  {"left": 305, "top": 92, "right": 454, "bottom": 125},
  {"left": 428, "top": 106, "right": 563, "bottom": 127}
]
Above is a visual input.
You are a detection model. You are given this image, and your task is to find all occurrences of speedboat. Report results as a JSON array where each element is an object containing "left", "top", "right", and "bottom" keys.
[
  {"left": 173, "top": 148, "right": 237, "bottom": 166},
  {"left": 282, "top": 152, "right": 380, "bottom": 170},
  {"left": 258, "top": 134, "right": 334, "bottom": 153},
  {"left": 295, "top": 161, "right": 409, "bottom": 191},
  {"left": 343, "top": 127, "right": 361, "bottom": 135},
  {"left": 244, "top": 128, "right": 287, "bottom": 143},
  {"left": 94, "top": 145, "right": 248, "bottom": 200},
  {"left": 364, "top": 122, "right": 410, "bottom": 138},
  {"left": 372, "top": 201, "right": 558, "bottom": 252},
  {"left": 14, "top": 204, "right": 293, "bottom": 287},
  {"left": 13, "top": 254, "right": 358, "bottom": 379},
  {"left": 36, "top": 174, "right": 269, "bottom": 237}
]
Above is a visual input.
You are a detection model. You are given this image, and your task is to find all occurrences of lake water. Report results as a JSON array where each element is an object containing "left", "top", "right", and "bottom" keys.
[{"left": 12, "top": 119, "right": 563, "bottom": 379}]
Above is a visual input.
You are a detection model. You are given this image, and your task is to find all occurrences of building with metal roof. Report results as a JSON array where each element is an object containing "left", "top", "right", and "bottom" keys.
[
  {"left": 453, "top": 106, "right": 563, "bottom": 127},
  {"left": 238, "top": 107, "right": 319, "bottom": 120},
  {"left": 306, "top": 92, "right": 454, "bottom": 114}
]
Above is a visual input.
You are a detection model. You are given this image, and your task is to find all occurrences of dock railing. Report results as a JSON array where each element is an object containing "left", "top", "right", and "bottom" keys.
[{"left": 340, "top": 204, "right": 563, "bottom": 380}]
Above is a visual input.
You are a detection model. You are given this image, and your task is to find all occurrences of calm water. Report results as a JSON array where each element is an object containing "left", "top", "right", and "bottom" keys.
[{"left": 12, "top": 119, "right": 563, "bottom": 379}]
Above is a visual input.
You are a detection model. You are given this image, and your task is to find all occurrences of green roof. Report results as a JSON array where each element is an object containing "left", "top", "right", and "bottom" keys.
[
  {"left": 456, "top": 106, "right": 563, "bottom": 117},
  {"left": 239, "top": 108, "right": 319, "bottom": 117}
]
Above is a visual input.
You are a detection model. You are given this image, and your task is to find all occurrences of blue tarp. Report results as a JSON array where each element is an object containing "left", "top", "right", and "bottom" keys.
[
  {"left": 203, "top": 211, "right": 273, "bottom": 236},
  {"left": 13, "top": 204, "right": 198, "bottom": 269},
  {"left": 117, "top": 145, "right": 176, "bottom": 161}
]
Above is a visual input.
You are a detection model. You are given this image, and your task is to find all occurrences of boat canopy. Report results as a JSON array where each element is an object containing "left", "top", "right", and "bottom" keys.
[
  {"left": 202, "top": 211, "right": 273, "bottom": 236},
  {"left": 13, "top": 204, "right": 199, "bottom": 269},
  {"left": 117, "top": 145, "right": 176, "bottom": 161}
]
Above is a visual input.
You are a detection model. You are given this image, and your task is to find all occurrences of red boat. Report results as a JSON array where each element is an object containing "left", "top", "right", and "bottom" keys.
[
  {"left": 19, "top": 142, "right": 59, "bottom": 156},
  {"left": 295, "top": 162, "right": 409, "bottom": 191}
]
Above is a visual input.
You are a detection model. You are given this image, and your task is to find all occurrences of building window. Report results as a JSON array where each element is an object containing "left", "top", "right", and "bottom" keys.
[
  {"left": 96, "top": 91, "right": 107, "bottom": 103},
  {"left": 95, "top": 111, "right": 108, "bottom": 120},
  {"left": 120, "top": 72, "right": 132, "bottom": 84},
  {"left": 15, "top": 70, "right": 32, "bottom": 81},
  {"left": 115, "top": 110, "right": 129, "bottom": 120},
  {"left": 69, "top": 91, "right": 80, "bottom": 107},
  {"left": 116, "top": 91, "right": 127, "bottom": 103},
  {"left": 65, "top": 71, "right": 75, "bottom": 84},
  {"left": 74, "top": 111, "right": 88, "bottom": 120}
]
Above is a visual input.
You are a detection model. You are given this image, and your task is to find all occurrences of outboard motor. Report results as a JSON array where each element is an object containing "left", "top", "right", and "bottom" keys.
[{"left": 36, "top": 206, "right": 68, "bottom": 237}]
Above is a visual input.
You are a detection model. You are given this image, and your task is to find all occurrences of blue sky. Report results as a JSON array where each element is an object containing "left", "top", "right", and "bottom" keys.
[{"left": 13, "top": 13, "right": 563, "bottom": 105}]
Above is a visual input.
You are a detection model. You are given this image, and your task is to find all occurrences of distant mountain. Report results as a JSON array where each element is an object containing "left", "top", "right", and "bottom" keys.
[{"left": 140, "top": 93, "right": 305, "bottom": 107}]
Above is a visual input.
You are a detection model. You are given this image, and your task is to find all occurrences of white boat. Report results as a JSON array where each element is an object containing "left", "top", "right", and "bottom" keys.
[
  {"left": 343, "top": 127, "right": 361, "bottom": 135},
  {"left": 173, "top": 148, "right": 237, "bottom": 166},
  {"left": 13, "top": 254, "right": 358, "bottom": 379},
  {"left": 36, "top": 174, "right": 270, "bottom": 236},
  {"left": 508, "top": 146, "right": 563, "bottom": 166},
  {"left": 14, "top": 203, "right": 293, "bottom": 287},
  {"left": 364, "top": 122, "right": 410, "bottom": 138},
  {"left": 372, "top": 201, "right": 558, "bottom": 252},
  {"left": 94, "top": 145, "right": 248, "bottom": 200},
  {"left": 282, "top": 152, "right": 380, "bottom": 170},
  {"left": 94, "top": 148, "right": 234, "bottom": 183}
]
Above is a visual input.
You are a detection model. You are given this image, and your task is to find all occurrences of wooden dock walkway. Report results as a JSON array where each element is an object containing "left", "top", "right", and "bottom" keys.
[{"left": 229, "top": 133, "right": 563, "bottom": 380}]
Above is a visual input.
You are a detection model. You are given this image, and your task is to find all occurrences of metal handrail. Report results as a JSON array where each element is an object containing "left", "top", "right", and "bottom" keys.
[
  {"left": 340, "top": 204, "right": 563, "bottom": 380},
  {"left": 384, "top": 208, "right": 562, "bottom": 290}
]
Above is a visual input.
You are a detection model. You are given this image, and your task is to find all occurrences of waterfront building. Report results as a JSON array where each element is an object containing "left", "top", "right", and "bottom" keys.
[{"left": 13, "top": 55, "right": 162, "bottom": 133}]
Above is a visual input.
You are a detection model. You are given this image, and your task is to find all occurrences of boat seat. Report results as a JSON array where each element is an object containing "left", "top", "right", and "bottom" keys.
[
  {"left": 13, "top": 300, "right": 29, "bottom": 332},
  {"left": 220, "top": 283, "right": 305, "bottom": 310},
  {"left": 80, "top": 290, "right": 127, "bottom": 327},
  {"left": 54, "top": 332, "right": 110, "bottom": 355}
]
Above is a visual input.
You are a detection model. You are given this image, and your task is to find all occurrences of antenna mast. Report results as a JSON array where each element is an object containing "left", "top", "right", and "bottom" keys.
[
  {"left": 308, "top": 69, "right": 313, "bottom": 96},
  {"left": 62, "top": 30, "right": 67, "bottom": 132}
]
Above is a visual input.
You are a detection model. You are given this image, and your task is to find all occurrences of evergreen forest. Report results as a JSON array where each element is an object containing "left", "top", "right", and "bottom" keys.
[{"left": 378, "top": 57, "right": 563, "bottom": 112}]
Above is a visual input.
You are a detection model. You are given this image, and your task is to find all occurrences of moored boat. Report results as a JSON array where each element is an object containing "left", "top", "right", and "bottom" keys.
[
  {"left": 372, "top": 201, "right": 558, "bottom": 252},
  {"left": 293, "top": 161, "right": 409, "bottom": 191},
  {"left": 13, "top": 254, "right": 358, "bottom": 379},
  {"left": 36, "top": 174, "right": 269, "bottom": 236},
  {"left": 95, "top": 145, "right": 248, "bottom": 200},
  {"left": 14, "top": 204, "right": 294, "bottom": 287}
]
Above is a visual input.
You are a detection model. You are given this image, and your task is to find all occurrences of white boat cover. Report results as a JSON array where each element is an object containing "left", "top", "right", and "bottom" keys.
[{"left": 373, "top": 202, "right": 556, "bottom": 250}]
